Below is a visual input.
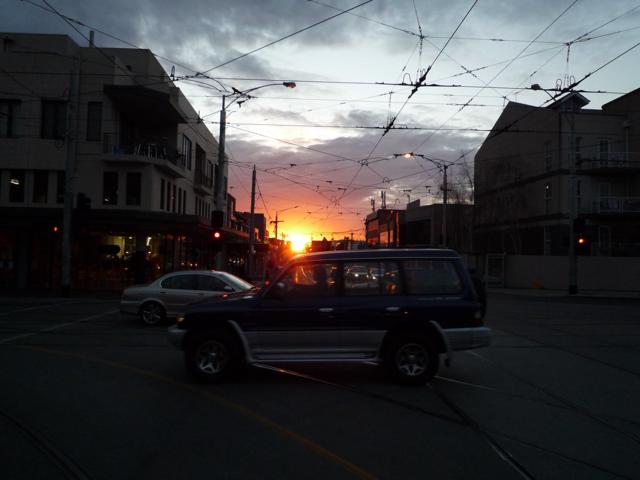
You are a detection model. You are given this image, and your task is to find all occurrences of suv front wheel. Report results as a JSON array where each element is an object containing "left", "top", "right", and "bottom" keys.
[
  {"left": 185, "top": 332, "right": 240, "bottom": 382},
  {"left": 386, "top": 334, "right": 438, "bottom": 385}
]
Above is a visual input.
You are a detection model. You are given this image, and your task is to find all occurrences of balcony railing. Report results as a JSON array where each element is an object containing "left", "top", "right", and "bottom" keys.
[
  {"left": 577, "top": 151, "right": 640, "bottom": 170},
  {"left": 194, "top": 169, "right": 213, "bottom": 188},
  {"left": 103, "top": 133, "right": 185, "bottom": 169},
  {"left": 589, "top": 196, "right": 640, "bottom": 215}
]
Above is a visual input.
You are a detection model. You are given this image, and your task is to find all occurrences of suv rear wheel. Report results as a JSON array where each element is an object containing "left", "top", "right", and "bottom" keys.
[
  {"left": 185, "top": 332, "right": 240, "bottom": 382},
  {"left": 386, "top": 334, "right": 438, "bottom": 385}
]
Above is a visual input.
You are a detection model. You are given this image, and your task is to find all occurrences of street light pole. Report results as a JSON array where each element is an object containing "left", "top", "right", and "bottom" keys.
[
  {"left": 213, "top": 82, "right": 296, "bottom": 270},
  {"left": 397, "top": 152, "right": 451, "bottom": 248}
]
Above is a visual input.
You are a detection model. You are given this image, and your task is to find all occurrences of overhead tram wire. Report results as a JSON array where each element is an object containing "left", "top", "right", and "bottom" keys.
[
  {"left": 488, "top": 39, "right": 640, "bottom": 142},
  {"left": 308, "top": 0, "right": 569, "bottom": 45},
  {"left": 198, "top": 0, "right": 373, "bottom": 74},
  {"left": 412, "top": 0, "right": 582, "bottom": 153},
  {"left": 339, "top": 0, "right": 480, "bottom": 202},
  {"left": 509, "top": 3, "right": 640, "bottom": 99}
]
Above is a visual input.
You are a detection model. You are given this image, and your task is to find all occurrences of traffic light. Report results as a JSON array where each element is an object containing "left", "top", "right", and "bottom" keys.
[
  {"left": 52, "top": 225, "right": 60, "bottom": 234},
  {"left": 211, "top": 230, "right": 223, "bottom": 250},
  {"left": 576, "top": 235, "right": 590, "bottom": 255}
]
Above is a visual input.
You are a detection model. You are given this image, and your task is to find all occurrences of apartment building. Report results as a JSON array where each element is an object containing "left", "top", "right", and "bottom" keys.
[
  {"left": 474, "top": 89, "right": 640, "bottom": 257},
  {"left": 0, "top": 33, "right": 226, "bottom": 290}
]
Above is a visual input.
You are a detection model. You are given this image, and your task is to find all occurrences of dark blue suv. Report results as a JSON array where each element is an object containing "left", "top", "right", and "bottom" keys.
[{"left": 169, "top": 249, "right": 490, "bottom": 385}]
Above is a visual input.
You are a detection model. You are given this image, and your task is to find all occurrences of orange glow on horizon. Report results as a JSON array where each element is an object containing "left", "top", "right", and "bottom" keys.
[{"left": 288, "top": 233, "right": 309, "bottom": 253}]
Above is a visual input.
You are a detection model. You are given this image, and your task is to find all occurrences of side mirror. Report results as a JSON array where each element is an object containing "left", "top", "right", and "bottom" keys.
[{"left": 268, "top": 282, "right": 286, "bottom": 300}]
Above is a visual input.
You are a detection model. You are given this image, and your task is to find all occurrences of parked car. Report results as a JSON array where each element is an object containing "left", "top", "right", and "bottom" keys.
[
  {"left": 120, "top": 270, "right": 255, "bottom": 325},
  {"left": 168, "top": 249, "right": 490, "bottom": 385}
]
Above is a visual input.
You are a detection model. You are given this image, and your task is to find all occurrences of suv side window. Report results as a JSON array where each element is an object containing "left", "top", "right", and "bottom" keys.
[
  {"left": 404, "top": 260, "right": 462, "bottom": 295},
  {"left": 277, "top": 262, "right": 337, "bottom": 298},
  {"left": 344, "top": 261, "right": 400, "bottom": 296},
  {"left": 161, "top": 274, "right": 196, "bottom": 290},
  {"left": 195, "top": 275, "right": 228, "bottom": 291}
]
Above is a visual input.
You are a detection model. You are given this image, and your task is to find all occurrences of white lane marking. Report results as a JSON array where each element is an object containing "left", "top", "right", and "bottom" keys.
[
  {"left": 0, "top": 300, "right": 77, "bottom": 317},
  {"left": 0, "top": 309, "right": 119, "bottom": 344}
]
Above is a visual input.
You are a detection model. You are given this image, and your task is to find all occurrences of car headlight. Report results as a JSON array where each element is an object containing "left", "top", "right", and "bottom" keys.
[{"left": 176, "top": 314, "right": 185, "bottom": 324}]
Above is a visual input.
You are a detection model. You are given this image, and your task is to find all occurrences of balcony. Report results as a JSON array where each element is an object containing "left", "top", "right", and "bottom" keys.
[
  {"left": 577, "top": 151, "right": 640, "bottom": 173},
  {"left": 102, "top": 133, "right": 186, "bottom": 178},
  {"left": 583, "top": 196, "right": 640, "bottom": 215},
  {"left": 194, "top": 169, "right": 214, "bottom": 195}
]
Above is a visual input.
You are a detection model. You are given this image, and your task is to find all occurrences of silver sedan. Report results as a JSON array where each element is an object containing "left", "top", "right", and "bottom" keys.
[{"left": 120, "top": 270, "right": 254, "bottom": 325}]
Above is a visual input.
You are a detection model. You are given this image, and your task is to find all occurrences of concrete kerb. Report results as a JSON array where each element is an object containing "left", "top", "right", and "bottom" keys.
[{"left": 489, "top": 287, "right": 640, "bottom": 301}]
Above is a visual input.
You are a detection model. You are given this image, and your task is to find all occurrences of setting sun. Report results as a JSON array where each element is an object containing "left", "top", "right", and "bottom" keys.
[{"left": 288, "top": 233, "right": 309, "bottom": 253}]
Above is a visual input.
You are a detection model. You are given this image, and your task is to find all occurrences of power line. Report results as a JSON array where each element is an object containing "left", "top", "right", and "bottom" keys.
[
  {"left": 199, "top": 0, "right": 373, "bottom": 74},
  {"left": 412, "top": 0, "right": 582, "bottom": 152}
]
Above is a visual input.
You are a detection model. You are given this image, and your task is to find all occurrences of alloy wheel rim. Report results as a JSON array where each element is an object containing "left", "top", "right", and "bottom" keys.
[
  {"left": 142, "top": 304, "right": 162, "bottom": 324},
  {"left": 196, "top": 341, "right": 228, "bottom": 374},
  {"left": 396, "top": 343, "right": 428, "bottom": 377}
]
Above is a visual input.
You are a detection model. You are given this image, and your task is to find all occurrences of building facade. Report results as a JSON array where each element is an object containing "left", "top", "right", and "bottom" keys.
[
  {"left": 365, "top": 201, "right": 473, "bottom": 252},
  {"left": 474, "top": 90, "right": 640, "bottom": 257},
  {"left": 0, "top": 33, "right": 227, "bottom": 290}
]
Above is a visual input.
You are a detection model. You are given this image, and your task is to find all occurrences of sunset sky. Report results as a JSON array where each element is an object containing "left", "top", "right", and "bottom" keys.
[{"left": 3, "top": 0, "right": 640, "bottom": 242}]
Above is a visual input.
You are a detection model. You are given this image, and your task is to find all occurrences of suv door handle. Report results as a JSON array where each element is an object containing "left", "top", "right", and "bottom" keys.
[
  {"left": 385, "top": 307, "right": 400, "bottom": 312},
  {"left": 319, "top": 308, "right": 334, "bottom": 313}
]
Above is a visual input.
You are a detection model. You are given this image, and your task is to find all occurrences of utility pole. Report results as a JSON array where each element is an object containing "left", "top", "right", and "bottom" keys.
[
  {"left": 61, "top": 61, "right": 79, "bottom": 297},
  {"left": 247, "top": 165, "right": 256, "bottom": 279},
  {"left": 271, "top": 212, "right": 283, "bottom": 240},
  {"left": 442, "top": 164, "right": 448, "bottom": 248},
  {"left": 568, "top": 113, "right": 578, "bottom": 294},
  {"left": 215, "top": 95, "right": 227, "bottom": 223}
]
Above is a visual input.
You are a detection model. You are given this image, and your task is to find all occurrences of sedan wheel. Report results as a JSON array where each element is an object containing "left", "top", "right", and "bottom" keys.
[{"left": 140, "top": 302, "right": 165, "bottom": 325}]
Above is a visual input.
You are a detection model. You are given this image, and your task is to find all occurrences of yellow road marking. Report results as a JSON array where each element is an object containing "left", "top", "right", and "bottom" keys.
[{"left": 21, "top": 345, "right": 378, "bottom": 480}]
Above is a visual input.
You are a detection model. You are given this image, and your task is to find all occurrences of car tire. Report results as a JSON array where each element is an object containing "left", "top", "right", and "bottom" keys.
[
  {"left": 386, "top": 334, "right": 438, "bottom": 385},
  {"left": 184, "top": 332, "right": 240, "bottom": 382},
  {"left": 139, "top": 302, "right": 165, "bottom": 326}
]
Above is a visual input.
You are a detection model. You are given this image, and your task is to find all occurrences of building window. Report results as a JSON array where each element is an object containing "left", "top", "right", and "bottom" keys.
[
  {"left": 86, "top": 102, "right": 102, "bottom": 141},
  {"left": 0, "top": 100, "right": 20, "bottom": 138},
  {"left": 172, "top": 184, "right": 177, "bottom": 212},
  {"left": 56, "top": 171, "right": 65, "bottom": 203},
  {"left": 41, "top": 100, "right": 67, "bottom": 139},
  {"left": 160, "top": 178, "right": 165, "bottom": 210},
  {"left": 575, "top": 136, "right": 582, "bottom": 166},
  {"left": 9, "top": 170, "right": 25, "bottom": 202},
  {"left": 543, "top": 227, "right": 551, "bottom": 256},
  {"left": 599, "top": 139, "right": 610, "bottom": 165},
  {"left": 182, "top": 135, "right": 192, "bottom": 170},
  {"left": 33, "top": 170, "right": 49, "bottom": 203},
  {"left": 166, "top": 182, "right": 171, "bottom": 211},
  {"left": 544, "top": 141, "right": 552, "bottom": 171},
  {"left": 103, "top": 172, "right": 118, "bottom": 205},
  {"left": 544, "top": 183, "right": 552, "bottom": 214},
  {"left": 178, "top": 187, "right": 182, "bottom": 213},
  {"left": 576, "top": 180, "right": 582, "bottom": 210},
  {"left": 126, "top": 172, "right": 141, "bottom": 206},
  {"left": 182, "top": 190, "right": 186, "bottom": 214}
]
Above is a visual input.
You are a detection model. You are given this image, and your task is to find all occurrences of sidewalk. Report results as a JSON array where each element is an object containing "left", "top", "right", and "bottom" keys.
[{"left": 489, "top": 287, "right": 640, "bottom": 300}]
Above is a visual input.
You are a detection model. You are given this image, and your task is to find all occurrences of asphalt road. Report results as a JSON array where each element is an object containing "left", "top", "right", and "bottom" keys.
[{"left": 1, "top": 294, "right": 639, "bottom": 480}]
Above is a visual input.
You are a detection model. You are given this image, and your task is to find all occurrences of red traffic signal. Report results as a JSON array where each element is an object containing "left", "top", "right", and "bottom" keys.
[
  {"left": 212, "top": 231, "right": 221, "bottom": 240},
  {"left": 52, "top": 225, "right": 60, "bottom": 233}
]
